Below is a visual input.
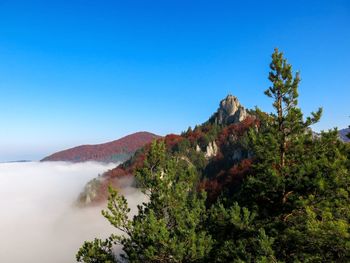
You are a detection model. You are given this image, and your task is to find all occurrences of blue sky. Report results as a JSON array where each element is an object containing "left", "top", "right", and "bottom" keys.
[{"left": 0, "top": 0, "right": 349, "bottom": 161}]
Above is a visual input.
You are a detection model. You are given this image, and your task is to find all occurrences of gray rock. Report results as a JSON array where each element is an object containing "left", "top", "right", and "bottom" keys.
[
  {"left": 213, "top": 95, "right": 248, "bottom": 125},
  {"left": 205, "top": 141, "right": 218, "bottom": 159},
  {"left": 77, "top": 177, "right": 102, "bottom": 205}
]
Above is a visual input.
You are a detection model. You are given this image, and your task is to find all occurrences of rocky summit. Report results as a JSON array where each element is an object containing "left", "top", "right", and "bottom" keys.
[{"left": 210, "top": 94, "right": 248, "bottom": 125}]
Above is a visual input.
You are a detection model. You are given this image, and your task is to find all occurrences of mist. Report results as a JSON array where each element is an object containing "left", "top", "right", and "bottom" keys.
[{"left": 0, "top": 161, "right": 144, "bottom": 263}]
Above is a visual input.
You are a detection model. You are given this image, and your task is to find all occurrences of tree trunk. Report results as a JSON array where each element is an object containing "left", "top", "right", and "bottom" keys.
[{"left": 277, "top": 89, "right": 285, "bottom": 171}]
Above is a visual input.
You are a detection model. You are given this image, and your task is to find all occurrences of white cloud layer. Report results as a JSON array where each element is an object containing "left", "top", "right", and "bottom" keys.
[{"left": 0, "top": 161, "right": 143, "bottom": 263}]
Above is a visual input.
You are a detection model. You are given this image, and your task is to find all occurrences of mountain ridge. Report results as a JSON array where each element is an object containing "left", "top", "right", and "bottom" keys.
[
  {"left": 77, "top": 95, "right": 349, "bottom": 205},
  {"left": 41, "top": 132, "right": 160, "bottom": 163},
  {"left": 78, "top": 95, "right": 258, "bottom": 204}
]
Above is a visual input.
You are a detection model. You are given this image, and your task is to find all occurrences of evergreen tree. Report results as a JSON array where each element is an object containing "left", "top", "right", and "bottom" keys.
[
  {"left": 236, "top": 49, "right": 350, "bottom": 261},
  {"left": 76, "top": 238, "right": 116, "bottom": 263},
  {"left": 207, "top": 202, "right": 278, "bottom": 262},
  {"left": 77, "top": 141, "right": 212, "bottom": 262},
  {"left": 239, "top": 48, "right": 322, "bottom": 214},
  {"left": 264, "top": 48, "right": 322, "bottom": 172}
]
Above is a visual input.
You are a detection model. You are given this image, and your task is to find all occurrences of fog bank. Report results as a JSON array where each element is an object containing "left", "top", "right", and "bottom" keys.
[{"left": 0, "top": 161, "right": 144, "bottom": 263}]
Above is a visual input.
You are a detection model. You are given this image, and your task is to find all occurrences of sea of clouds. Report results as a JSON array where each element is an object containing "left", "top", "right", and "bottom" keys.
[{"left": 0, "top": 161, "right": 144, "bottom": 263}]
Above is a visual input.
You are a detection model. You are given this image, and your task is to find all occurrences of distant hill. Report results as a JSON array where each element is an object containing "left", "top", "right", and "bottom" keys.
[
  {"left": 41, "top": 132, "right": 160, "bottom": 163},
  {"left": 339, "top": 128, "right": 350, "bottom": 143}
]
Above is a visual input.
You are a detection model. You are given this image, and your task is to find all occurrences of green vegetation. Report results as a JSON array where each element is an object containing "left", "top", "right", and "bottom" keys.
[
  {"left": 77, "top": 141, "right": 212, "bottom": 262},
  {"left": 77, "top": 49, "right": 350, "bottom": 262}
]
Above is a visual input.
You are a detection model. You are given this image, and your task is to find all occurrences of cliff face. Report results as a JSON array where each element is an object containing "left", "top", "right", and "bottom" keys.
[{"left": 41, "top": 132, "right": 160, "bottom": 163}]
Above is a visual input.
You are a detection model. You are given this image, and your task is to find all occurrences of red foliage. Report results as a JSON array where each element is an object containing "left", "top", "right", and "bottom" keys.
[
  {"left": 42, "top": 132, "right": 160, "bottom": 162},
  {"left": 80, "top": 116, "right": 260, "bottom": 205},
  {"left": 186, "top": 130, "right": 203, "bottom": 144},
  {"left": 226, "top": 158, "right": 253, "bottom": 184},
  {"left": 218, "top": 116, "right": 258, "bottom": 146},
  {"left": 202, "top": 158, "right": 253, "bottom": 203},
  {"left": 164, "top": 134, "right": 184, "bottom": 149},
  {"left": 201, "top": 124, "right": 213, "bottom": 133},
  {"left": 199, "top": 178, "right": 221, "bottom": 202},
  {"left": 104, "top": 152, "right": 147, "bottom": 179}
]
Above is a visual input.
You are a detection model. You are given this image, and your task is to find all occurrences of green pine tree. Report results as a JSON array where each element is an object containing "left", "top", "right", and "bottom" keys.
[
  {"left": 207, "top": 202, "right": 278, "bottom": 262},
  {"left": 264, "top": 48, "right": 322, "bottom": 172},
  {"left": 237, "top": 49, "right": 350, "bottom": 261},
  {"left": 77, "top": 141, "right": 212, "bottom": 262}
]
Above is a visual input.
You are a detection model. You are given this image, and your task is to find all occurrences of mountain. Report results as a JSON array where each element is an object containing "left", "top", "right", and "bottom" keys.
[
  {"left": 209, "top": 94, "right": 249, "bottom": 125},
  {"left": 77, "top": 95, "right": 350, "bottom": 205},
  {"left": 41, "top": 132, "right": 160, "bottom": 163},
  {"left": 78, "top": 95, "right": 258, "bottom": 204},
  {"left": 339, "top": 128, "right": 350, "bottom": 143}
]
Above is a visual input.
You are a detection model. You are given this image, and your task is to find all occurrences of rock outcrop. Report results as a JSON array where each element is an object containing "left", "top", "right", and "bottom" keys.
[
  {"left": 210, "top": 95, "right": 248, "bottom": 125},
  {"left": 195, "top": 141, "right": 218, "bottom": 159},
  {"left": 77, "top": 177, "right": 102, "bottom": 205},
  {"left": 205, "top": 141, "right": 218, "bottom": 159}
]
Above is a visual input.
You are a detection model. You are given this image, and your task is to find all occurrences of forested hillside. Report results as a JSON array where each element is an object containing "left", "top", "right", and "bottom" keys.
[
  {"left": 41, "top": 132, "right": 159, "bottom": 163},
  {"left": 77, "top": 49, "right": 350, "bottom": 262}
]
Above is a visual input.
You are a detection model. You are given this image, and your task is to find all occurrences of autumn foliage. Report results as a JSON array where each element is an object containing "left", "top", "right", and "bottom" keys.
[{"left": 41, "top": 132, "right": 159, "bottom": 162}]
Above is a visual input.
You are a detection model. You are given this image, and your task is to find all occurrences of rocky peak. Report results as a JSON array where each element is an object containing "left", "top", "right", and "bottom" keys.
[{"left": 211, "top": 94, "right": 248, "bottom": 125}]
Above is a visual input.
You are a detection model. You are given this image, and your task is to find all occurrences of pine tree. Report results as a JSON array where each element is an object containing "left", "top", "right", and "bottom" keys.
[
  {"left": 77, "top": 141, "right": 212, "bottom": 262},
  {"left": 207, "top": 202, "right": 278, "bottom": 262},
  {"left": 237, "top": 49, "right": 350, "bottom": 261},
  {"left": 264, "top": 48, "right": 322, "bottom": 172},
  {"left": 239, "top": 49, "right": 322, "bottom": 215}
]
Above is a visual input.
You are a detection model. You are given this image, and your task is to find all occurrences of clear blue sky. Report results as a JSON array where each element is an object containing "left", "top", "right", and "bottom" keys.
[{"left": 0, "top": 0, "right": 349, "bottom": 161}]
